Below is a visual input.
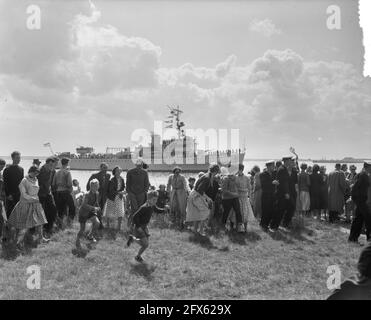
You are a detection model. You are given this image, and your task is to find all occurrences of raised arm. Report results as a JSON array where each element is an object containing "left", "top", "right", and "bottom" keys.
[{"left": 144, "top": 171, "right": 150, "bottom": 193}]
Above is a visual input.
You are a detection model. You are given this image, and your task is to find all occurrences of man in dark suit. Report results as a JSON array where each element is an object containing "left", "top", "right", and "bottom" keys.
[
  {"left": 348, "top": 161, "right": 371, "bottom": 244},
  {"left": 271, "top": 156, "right": 296, "bottom": 230},
  {"left": 3, "top": 151, "right": 24, "bottom": 218},
  {"left": 86, "top": 162, "right": 111, "bottom": 209},
  {"left": 38, "top": 157, "right": 58, "bottom": 236},
  {"left": 126, "top": 159, "right": 150, "bottom": 213},
  {"left": 260, "top": 160, "right": 278, "bottom": 232}
]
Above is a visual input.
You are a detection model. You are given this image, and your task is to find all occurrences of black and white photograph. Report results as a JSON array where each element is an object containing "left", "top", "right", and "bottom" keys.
[{"left": 0, "top": 0, "right": 371, "bottom": 304}]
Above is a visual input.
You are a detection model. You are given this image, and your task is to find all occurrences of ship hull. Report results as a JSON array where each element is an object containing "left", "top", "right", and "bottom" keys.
[{"left": 60, "top": 153, "right": 245, "bottom": 172}]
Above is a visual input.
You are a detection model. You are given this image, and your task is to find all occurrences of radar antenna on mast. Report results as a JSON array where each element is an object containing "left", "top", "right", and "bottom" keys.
[
  {"left": 167, "top": 105, "right": 185, "bottom": 139},
  {"left": 43, "top": 142, "right": 55, "bottom": 155}
]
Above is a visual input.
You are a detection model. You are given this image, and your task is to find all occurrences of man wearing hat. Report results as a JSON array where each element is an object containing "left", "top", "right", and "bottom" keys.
[
  {"left": 328, "top": 163, "right": 347, "bottom": 223},
  {"left": 126, "top": 159, "right": 150, "bottom": 213},
  {"left": 37, "top": 157, "right": 58, "bottom": 236},
  {"left": 260, "top": 160, "right": 279, "bottom": 232},
  {"left": 328, "top": 241, "right": 371, "bottom": 299},
  {"left": 32, "top": 159, "right": 42, "bottom": 169},
  {"left": 271, "top": 156, "right": 296, "bottom": 230},
  {"left": 348, "top": 161, "right": 371, "bottom": 244}
]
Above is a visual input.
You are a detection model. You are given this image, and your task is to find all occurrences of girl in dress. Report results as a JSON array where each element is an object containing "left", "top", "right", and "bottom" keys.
[
  {"left": 103, "top": 167, "right": 126, "bottom": 234},
  {"left": 8, "top": 166, "right": 49, "bottom": 250},
  {"left": 186, "top": 165, "right": 220, "bottom": 236}
]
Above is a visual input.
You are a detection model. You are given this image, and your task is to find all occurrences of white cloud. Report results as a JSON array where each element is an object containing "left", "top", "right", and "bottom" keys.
[
  {"left": 249, "top": 19, "right": 282, "bottom": 37},
  {"left": 0, "top": 2, "right": 369, "bottom": 158}
]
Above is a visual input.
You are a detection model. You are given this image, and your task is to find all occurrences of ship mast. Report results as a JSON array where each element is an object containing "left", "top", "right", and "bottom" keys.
[{"left": 167, "top": 105, "right": 185, "bottom": 139}]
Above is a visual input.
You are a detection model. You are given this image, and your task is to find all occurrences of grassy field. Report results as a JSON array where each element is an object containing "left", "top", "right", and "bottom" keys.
[{"left": 0, "top": 215, "right": 365, "bottom": 300}]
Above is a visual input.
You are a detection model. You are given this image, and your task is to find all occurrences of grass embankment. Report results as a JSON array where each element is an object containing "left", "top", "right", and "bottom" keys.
[{"left": 0, "top": 216, "right": 363, "bottom": 300}]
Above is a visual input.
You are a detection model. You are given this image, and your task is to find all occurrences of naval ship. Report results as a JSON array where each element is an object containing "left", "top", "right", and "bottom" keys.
[{"left": 50, "top": 107, "right": 245, "bottom": 172}]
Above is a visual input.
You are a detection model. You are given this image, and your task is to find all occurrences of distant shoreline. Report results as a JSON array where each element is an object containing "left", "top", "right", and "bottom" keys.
[{"left": 0, "top": 156, "right": 369, "bottom": 163}]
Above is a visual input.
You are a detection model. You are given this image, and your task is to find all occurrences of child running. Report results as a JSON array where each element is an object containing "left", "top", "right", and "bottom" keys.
[
  {"left": 127, "top": 190, "right": 169, "bottom": 263},
  {"left": 75, "top": 179, "right": 101, "bottom": 249}
]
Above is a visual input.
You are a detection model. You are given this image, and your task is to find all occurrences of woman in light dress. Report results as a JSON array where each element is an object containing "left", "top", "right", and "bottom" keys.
[
  {"left": 103, "top": 166, "right": 126, "bottom": 234},
  {"left": 8, "top": 166, "right": 49, "bottom": 250},
  {"left": 185, "top": 164, "right": 220, "bottom": 236},
  {"left": 228, "top": 164, "right": 255, "bottom": 231}
]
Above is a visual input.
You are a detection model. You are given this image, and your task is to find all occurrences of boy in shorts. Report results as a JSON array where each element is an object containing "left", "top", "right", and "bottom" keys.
[
  {"left": 75, "top": 179, "right": 101, "bottom": 249},
  {"left": 127, "top": 190, "right": 169, "bottom": 262}
]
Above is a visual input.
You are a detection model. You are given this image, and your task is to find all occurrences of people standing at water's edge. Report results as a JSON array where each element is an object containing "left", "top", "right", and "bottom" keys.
[
  {"left": 328, "top": 163, "right": 347, "bottom": 223},
  {"left": 37, "top": 157, "right": 58, "bottom": 237},
  {"left": 348, "top": 161, "right": 371, "bottom": 244},
  {"left": 8, "top": 166, "right": 49, "bottom": 251},
  {"left": 260, "top": 161, "right": 278, "bottom": 232},
  {"left": 167, "top": 167, "right": 189, "bottom": 230},
  {"left": 103, "top": 167, "right": 126, "bottom": 234},
  {"left": 185, "top": 164, "right": 220, "bottom": 235},
  {"left": 76, "top": 179, "right": 102, "bottom": 248},
  {"left": 126, "top": 159, "right": 150, "bottom": 213},
  {"left": 3, "top": 151, "right": 24, "bottom": 218},
  {"left": 52, "top": 158, "right": 76, "bottom": 229},
  {"left": 127, "top": 190, "right": 168, "bottom": 263}
]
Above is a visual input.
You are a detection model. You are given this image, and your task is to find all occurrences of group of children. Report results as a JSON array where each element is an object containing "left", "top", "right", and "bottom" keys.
[{"left": 76, "top": 178, "right": 169, "bottom": 263}]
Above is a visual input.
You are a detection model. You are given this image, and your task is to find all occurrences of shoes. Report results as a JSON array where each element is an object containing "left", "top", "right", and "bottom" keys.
[
  {"left": 269, "top": 227, "right": 278, "bottom": 233},
  {"left": 348, "top": 239, "right": 364, "bottom": 246},
  {"left": 87, "top": 234, "right": 97, "bottom": 242},
  {"left": 66, "top": 218, "right": 73, "bottom": 229},
  {"left": 127, "top": 235, "right": 133, "bottom": 247},
  {"left": 135, "top": 255, "right": 144, "bottom": 263},
  {"left": 237, "top": 223, "right": 245, "bottom": 233},
  {"left": 40, "top": 237, "right": 50, "bottom": 244}
]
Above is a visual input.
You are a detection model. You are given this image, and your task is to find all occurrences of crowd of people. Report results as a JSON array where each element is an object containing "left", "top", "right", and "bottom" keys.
[{"left": 0, "top": 149, "right": 371, "bottom": 264}]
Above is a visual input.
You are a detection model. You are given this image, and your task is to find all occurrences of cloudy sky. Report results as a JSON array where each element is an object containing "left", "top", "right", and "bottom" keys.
[{"left": 0, "top": 0, "right": 369, "bottom": 159}]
